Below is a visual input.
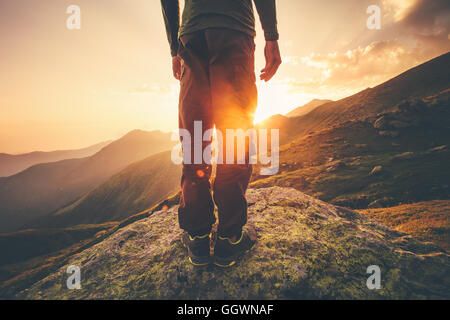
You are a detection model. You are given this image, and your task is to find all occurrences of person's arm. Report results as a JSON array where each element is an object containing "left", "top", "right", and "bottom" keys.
[
  {"left": 161, "top": 0, "right": 182, "bottom": 80},
  {"left": 253, "top": 0, "right": 281, "bottom": 82},
  {"left": 253, "top": 0, "right": 279, "bottom": 41},
  {"left": 160, "top": 0, "right": 180, "bottom": 57}
]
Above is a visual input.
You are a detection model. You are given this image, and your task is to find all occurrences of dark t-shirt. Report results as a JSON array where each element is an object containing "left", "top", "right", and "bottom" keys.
[{"left": 161, "top": 0, "right": 279, "bottom": 56}]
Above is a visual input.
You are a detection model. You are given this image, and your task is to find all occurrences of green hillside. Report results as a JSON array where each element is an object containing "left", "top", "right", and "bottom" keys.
[
  {"left": 0, "top": 130, "right": 175, "bottom": 233},
  {"left": 259, "top": 52, "right": 450, "bottom": 145},
  {"left": 359, "top": 200, "right": 450, "bottom": 251},
  {"left": 0, "top": 140, "right": 110, "bottom": 178},
  {"left": 31, "top": 151, "right": 181, "bottom": 229},
  {"left": 252, "top": 90, "right": 450, "bottom": 210},
  {"left": 0, "top": 194, "right": 180, "bottom": 299},
  {"left": 0, "top": 222, "right": 115, "bottom": 283},
  {"left": 1, "top": 53, "right": 449, "bottom": 299}
]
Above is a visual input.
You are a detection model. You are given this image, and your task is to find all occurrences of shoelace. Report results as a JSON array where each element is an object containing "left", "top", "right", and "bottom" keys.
[
  {"left": 218, "top": 231, "right": 244, "bottom": 245},
  {"left": 188, "top": 233, "right": 210, "bottom": 241}
]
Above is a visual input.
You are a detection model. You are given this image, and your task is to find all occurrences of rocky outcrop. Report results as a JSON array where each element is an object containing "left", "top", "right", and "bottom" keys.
[
  {"left": 373, "top": 116, "right": 389, "bottom": 130},
  {"left": 21, "top": 187, "right": 449, "bottom": 300},
  {"left": 370, "top": 166, "right": 384, "bottom": 176},
  {"left": 392, "top": 152, "right": 415, "bottom": 160}
]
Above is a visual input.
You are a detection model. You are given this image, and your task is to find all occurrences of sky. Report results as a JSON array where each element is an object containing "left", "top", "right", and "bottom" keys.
[{"left": 0, "top": 0, "right": 449, "bottom": 153}]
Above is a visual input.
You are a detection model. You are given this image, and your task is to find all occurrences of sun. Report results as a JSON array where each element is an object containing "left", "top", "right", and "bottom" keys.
[{"left": 253, "top": 81, "right": 314, "bottom": 124}]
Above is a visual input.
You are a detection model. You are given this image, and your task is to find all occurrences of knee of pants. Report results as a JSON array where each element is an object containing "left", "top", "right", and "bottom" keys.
[{"left": 180, "top": 165, "right": 212, "bottom": 206}]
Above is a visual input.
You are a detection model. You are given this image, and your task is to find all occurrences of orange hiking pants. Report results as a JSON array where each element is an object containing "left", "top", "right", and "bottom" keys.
[{"left": 177, "top": 28, "right": 257, "bottom": 238}]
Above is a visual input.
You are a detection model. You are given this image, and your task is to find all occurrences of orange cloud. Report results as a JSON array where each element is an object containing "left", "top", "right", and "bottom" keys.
[
  {"left": 288, "top": 0, "right": 449, "bottom": 98},
  {"left": 382, "top": 0, "right": 419, "bottom": 23},
  {"left": 399, "top": 0, "right": 450, "bottom": 35},
  {"left": 300, "top": 40, "right": 426, "bottom": 87}
]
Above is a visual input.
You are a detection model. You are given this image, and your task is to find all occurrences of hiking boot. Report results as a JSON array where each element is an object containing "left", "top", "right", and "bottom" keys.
[
  {"left": 181, "top": 231, "right": 211, "bottom": 266},
  {"left": 213, "top": 229, "right": 256, "bottom": 267}
]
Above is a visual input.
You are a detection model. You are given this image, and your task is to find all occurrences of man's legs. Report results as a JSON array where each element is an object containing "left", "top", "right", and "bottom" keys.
[
  {"left": 205, "top": 29, "right": 258, "bottom": 239},
  {"left": 177, "top": 31, "right": 216, "bottom": 237}
]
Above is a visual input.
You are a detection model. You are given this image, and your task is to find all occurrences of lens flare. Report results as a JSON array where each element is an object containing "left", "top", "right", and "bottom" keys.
[{"left": 196, "top": 169, "right": 205, "bottom": 178}]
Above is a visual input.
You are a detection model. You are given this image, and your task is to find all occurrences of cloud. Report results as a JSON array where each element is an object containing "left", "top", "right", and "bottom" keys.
[
  {"left": 382, "top": 0, "right": 419, "bottom": 23},
  {"left": 289, "top": 0, "right": 449, "bottom": 97},
  {"left": 382, "top": 0, "right": 450, "bottom": 42},
  {"left": 295, "top": 40, "right": 426, "bottom": 91},
  {"left": 399, "top": 0, "right": 450, "bottom": 35}
]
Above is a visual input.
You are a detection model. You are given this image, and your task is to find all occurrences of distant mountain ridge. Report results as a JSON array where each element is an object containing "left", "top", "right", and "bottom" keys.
[
  {"left": 30, "top": 151, "right": 181, "bottom": 229},
  {"left": 0, "top": 54, "right": 449, "bottom": 298},
  {"left": 260, "top": 52, "right": 450, "bottom": 145},
  {"left": 17, "top": 53, "right": 450, "bottom": 232},
  {"left": 252, "top": 89, "right": 450, "bottom": 208},
  {"left": 0, "top": 130, "right": 176, "bottom": 233},
  {"left": 0, "top": 141, "right": 111, "bottom": 177},
  {"left": 286, "top": 99, "right": 332, "bottom": 118}
]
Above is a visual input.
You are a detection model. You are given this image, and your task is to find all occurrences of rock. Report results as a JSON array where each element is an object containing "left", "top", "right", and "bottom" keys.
[
  {"left": 19, "top": 187, "right": 449, "bottom": 300},
  {"left": 325, "top": 160, "right": 344, "bottom": 173},
  {"left": 370, "top": 166, "right": 384, "bottom": 176},
  {"left": 348, "top": 157, "right": 362, "bottom": 166},
  {"left": 373, "top": 116, "right": 388, "bottom": 130},
  {"left": 427, "top": 145, "right": 447, "bottom": 153},
  {"left": 393, "top": 152, "right": 415, "bottom": 160}
]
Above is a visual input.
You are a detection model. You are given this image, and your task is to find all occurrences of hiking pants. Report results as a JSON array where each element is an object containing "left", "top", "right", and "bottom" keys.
[{"left": 177, "top": 28, "right": 257, "bottom": 238}]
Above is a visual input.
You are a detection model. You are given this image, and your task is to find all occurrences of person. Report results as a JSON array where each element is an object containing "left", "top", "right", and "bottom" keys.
[{"left": 161, "top": 0, "right": 281, "bottom": 267}]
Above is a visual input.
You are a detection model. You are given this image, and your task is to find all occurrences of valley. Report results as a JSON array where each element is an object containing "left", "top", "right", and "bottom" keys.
[{"left": 0, "top": 52, "right": 449, "bottom": 299}]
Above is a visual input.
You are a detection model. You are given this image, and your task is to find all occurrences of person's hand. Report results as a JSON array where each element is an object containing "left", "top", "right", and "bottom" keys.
[
  {"left": 172, "top": 56, "right": 182, "bottom": 80},
  {"left": 260, "top": 41, "right": 282, "bottom": 82}
]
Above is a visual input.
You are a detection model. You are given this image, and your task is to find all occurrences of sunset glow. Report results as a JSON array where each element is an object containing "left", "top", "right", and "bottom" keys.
[{"left": 0, "top": 0, "right": 448, "bottom": 153}]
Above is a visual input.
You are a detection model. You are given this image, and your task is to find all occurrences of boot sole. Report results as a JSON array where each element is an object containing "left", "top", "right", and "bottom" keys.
[
  {"left": 181, "top": 236, "right": 210, "bottom": 266},
  {"left": 213, "top": 259, "right": 236, "bottom": 268},
  {"left": 213, "top": 247, "right": 253, "bottom": 268}
]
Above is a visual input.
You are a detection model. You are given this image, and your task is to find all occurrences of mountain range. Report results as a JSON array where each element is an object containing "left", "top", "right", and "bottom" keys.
[
  {"left": 30, "top": 150, "right": 181, "bottom": 229},
  {"left": 0, "top": 141, "right": 110, "bottom": 177},
  {"left": 0, "top": 52, "right": 449, "bottom": 299},
  {"left": 258, "top": 52, "right": 450, "bottom": 145},
  {"left": 0, "top": 130, "right": 176, "bottom": 233}
]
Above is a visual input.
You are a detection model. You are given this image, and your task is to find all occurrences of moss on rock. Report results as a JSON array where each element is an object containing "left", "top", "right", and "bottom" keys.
[{"left": 21, "top": 187, "right": 449, "bottom": 300}]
